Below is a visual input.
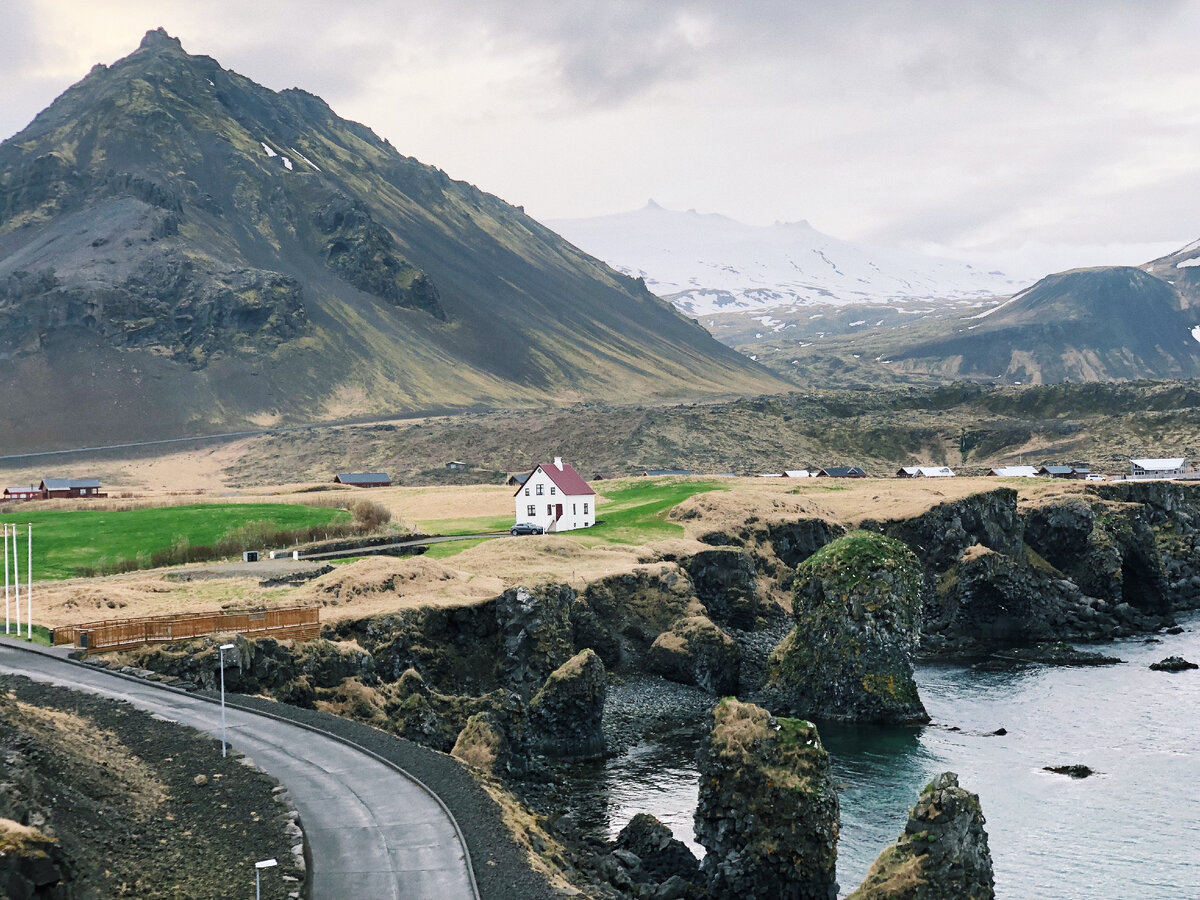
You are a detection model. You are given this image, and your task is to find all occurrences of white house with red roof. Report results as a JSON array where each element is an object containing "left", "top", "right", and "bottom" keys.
[{"left": 513, "top": 457, "right": 595, "bottom": 532}]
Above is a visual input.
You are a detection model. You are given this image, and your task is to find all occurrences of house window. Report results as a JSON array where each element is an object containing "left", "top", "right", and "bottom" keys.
[
  {"left": 536, "top": 484, "right": 544, "bottom": 496},
  {"left": 572, "top": 504, "right": 577, "bottom": 514},
  {"left": 524, "top": 488, "right": 530, "bottom": 496},
  {"left": 583, "top": 503, "right": 589, "bottom": 514},
  {"left": 527, "top": 505, "right": 536, "bottom": 516},
  {"left": 550, "top": 486, "right": 556, "bottom": 495},
  {"left": 547, "top": 504, "right": 553, "bottom": 516}
]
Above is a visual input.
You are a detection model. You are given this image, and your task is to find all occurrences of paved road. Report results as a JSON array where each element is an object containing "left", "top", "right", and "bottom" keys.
[{"left": 0, "top": 641, "right": 478, "bottom": 900}]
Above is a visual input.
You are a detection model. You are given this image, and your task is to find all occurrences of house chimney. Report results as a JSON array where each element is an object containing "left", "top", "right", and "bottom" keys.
[{"left": 554, "top": 456, "right": 563, "bottom": 469}]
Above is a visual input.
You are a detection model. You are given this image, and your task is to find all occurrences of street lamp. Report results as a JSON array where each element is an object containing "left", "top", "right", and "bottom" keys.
[
  {"left": 255, "top": 857, "right": 277, "bottom": 900},
  {"left": 218, "top": 642, "right": 236, "bottom": 757}
]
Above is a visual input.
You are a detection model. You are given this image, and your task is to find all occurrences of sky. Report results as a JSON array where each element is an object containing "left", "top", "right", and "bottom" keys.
[{"left": 3, "top": 0, "right": 1199, "bottom": 279}]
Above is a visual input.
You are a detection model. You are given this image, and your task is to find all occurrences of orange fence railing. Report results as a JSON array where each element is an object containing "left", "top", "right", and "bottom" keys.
[{"left": 52, "top": 606, "right": 320, "bottom": 654}]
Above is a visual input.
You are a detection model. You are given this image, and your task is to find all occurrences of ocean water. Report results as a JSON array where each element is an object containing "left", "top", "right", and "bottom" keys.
[{"left": 557, "top": 612, "right": 1200, "bottom": 898}]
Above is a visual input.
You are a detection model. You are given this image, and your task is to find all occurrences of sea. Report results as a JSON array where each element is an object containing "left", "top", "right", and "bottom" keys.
[{"left": 549, "top": 611, "right": 1200, "bottom": 898}]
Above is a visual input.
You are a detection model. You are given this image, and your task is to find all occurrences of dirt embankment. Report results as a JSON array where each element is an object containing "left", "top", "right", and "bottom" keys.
[{"left": 0, "top": 673, "right": 304, "bottom": 899}]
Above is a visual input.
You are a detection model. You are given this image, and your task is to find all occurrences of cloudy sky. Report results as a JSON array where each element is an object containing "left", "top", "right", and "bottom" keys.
[{"left": 4, "top": 1, "right": 1199, "bottom": 277}]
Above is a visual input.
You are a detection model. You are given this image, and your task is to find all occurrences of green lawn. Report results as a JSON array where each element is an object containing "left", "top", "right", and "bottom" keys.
[
  {"left": 422, "top": 479, "right": 727, "bottom": 558},
  {"left": 3, "top": 504, "right": 351, "bottom": 580}
]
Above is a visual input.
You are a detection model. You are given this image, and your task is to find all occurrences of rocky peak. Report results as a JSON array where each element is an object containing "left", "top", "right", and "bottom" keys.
[{"left": 138, "top": 27, "right": 186, "bottom": 54}]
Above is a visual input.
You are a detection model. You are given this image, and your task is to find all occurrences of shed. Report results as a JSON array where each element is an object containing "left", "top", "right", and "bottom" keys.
[
  {"left": 3, "top": 486, "right": 43, "bottom": 501},
  {"left": 334, "top": 472, "right": 392, "bottom": 488},
  {"left": 505, "top": 472, "right": 531, "bottom": 487},
  {"left": 445, "top": 461, "right": 469, "bottom": 471}
]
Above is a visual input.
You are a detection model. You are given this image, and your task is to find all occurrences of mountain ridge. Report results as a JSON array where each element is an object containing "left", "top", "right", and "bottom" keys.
[{"left": 0, "top": 29, "right": 786, "bottom": 453}]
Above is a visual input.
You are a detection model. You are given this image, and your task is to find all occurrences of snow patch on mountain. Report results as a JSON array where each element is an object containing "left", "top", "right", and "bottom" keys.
[{"left": 550, "top": 201, "right": 1024, "bottom": 317}]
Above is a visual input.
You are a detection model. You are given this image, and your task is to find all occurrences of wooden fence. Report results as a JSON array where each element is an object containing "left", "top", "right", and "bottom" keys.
[{"left": 52, "top": 606, "right": 321, "bottom": 655}]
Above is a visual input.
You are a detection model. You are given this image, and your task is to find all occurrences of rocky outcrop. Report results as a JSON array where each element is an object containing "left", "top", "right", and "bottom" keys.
[
  {"left": 612, "top": 814, "right": 699, "bottom": 886},
  {"left": 451, "top": 710, "right": 513, "bottom": 776},
  {"left": 764, "top": 518, "right": 845, "bottom": 567},
  {"left": 497, "top": 585, "right": 577, "bottom": 700},
  {"left": 646, "top": 615, "right": 740, "bottom": 695},
  {"left": 765, "top": 531, "right": 928, "bottom": 724},
  {"left": 0, "top": 820, "right": 70, "bottom": 899},
  {"left": 695, "top": 699, "right": 839, "bottom": 900},
  {"left": 686, "top": 549, "right": 761, "bottom": 630},
  {"left": 1149, "top": 655, "right": 1198, "bottom": 672},
  {"left": 1023, "top": 496, "right": 1169, "bottom": 616},
  {"left": 526, "top": 649, "right": 606, "bottom": 758},
  {"left": 869, "top": 489, "right": 1025, "bottom": 573},
  {"left": 847, "top": 772, "right": 994, "bottom": 900},
  {"left": 576, "top": 569, "right": 696, "bottom": 666}
]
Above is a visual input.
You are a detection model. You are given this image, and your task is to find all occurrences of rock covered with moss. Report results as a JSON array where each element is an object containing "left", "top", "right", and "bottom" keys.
[
  {"left": 695, "top": 698, "right": 839, "bottom": 899},
  {"left": 646, "top": 615, "right": 741, "bottom": 695},
  {"left": 527, "top": 649, "right": 606, "bottom": 757},
  {"left": 848, "top": 772, "right": 994, "bottom": 900},
  {"left": 686, "top": 549, "right": 761, "bottom": 630},
  {"left": 765, "top": 531, "right": 928, "bottom": 723}
]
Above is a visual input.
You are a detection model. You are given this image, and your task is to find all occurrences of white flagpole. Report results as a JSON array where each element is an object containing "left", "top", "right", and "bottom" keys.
[
  {"left": 3, "top": 524, "right": 9, "bottom": 635},
  {"left": 11, "top": 524, "right": 19, "bottom": 635},
  {"left": 26, "top": 524, "right": 32, "bottom": 640}
]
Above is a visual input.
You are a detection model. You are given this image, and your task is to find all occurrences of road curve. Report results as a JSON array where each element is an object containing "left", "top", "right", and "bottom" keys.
[{"left": 0, "top": 641, "right": 479, "bottom": 900}]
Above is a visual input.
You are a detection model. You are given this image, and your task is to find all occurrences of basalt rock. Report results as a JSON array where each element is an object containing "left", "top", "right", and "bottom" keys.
[
  {"left": 576, "top": 569, "right": 696, "bottom": 665},
  {"left": 451, "top": 710, "right": 513, "bottom": 777},
  {"left": 847, "top": 772, "right": 994, "bottom": 900},
  {"left": 526, "top": 649, "right": 606, "bottom": 758},
  {"left": 1023, "top": 496, "right": 1169, "bottom": 617},
  {"left": 612, "top": 814, "right": 700, "bottom": 886},
  {"left": 764, "top": 518, "right": 846, "bottom": 568},
  {"left": 686, "top": 549, "right": 760, "bottom": 630},
  {"left": 765, "top": 531, "right": 928, "bottom": 724},
  {"left": 646, "top": 615, "right": 740, "bottom": 696},
  {"left": 695, "top": 699, "right": 839, "bottom": 900},
  {"left": 496, "top": 584, "right": 577, "bottom": 700},
  {"left": 0, "top": 821, "right": 70, "bottom": 900},
  {"left": 1149, "top": 655, "right": 1198, "bottom": 672}
]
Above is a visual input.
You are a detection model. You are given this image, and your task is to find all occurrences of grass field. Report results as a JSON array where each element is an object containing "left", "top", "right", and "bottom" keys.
[
  {"left": 2, "top": 504, "right": 351, "bottom": 580},
  {"left": 422, "top": 479, "right": 726, "bottom": 558}
]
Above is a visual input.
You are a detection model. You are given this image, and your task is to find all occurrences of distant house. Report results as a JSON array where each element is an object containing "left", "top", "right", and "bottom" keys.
[
  {"left": 334, "top": 472, "right": 392, "bottom": 488},
  {"left": 3, "top": 486, "right": 42, "bottom": 502},
  {"left": 514, "top": 457, "right": 595, "bottom": 532},
  {"left": 1130, "top": 458, "right": 1189, "bottom": 478},
  {"left": 755, "top": 472, "right": 784, "bottom": 478},
  {"left": 817, "top": 466, "right": 868, "bottom": 478},
  {"left": 39, "top": 477, "right": 106, "bottom": 499},
  {"left": 505, "top": 472, "right": 531, "bottom": 487},
  {"left": 988, "top": 466, "right": 1039, "bottom": 478},
  {"left": 445, "top": 461, "right": 469, "bottom": 471},
  {"left": 785, "top": 470, "right": 815, "bottom": 478},
  {"left": 1037, "top": 465, "right": 1075, "bottom": 479},
  {"left": 643, "top": 469, "right": 694, "bottom": 477},
  {"left": 896, "top": 466, "right": 956, "bottom": 478}
]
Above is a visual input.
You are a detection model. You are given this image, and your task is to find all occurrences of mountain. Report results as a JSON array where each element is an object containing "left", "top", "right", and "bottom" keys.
[
  {"left": 548, "top": 201, "right": 1023, "bottom": 317},
  {"left": 0, "top": 30, "right": 784, "bottom": 452},
  {"left": 884, "top": 256, "right": 1200, "bottom": 383}
]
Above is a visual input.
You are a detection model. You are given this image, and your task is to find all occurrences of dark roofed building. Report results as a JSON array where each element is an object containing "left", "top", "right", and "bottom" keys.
[
  {"left": 817, "top": 466, "right": 868, "bottom": 478},
  {"left": 642, "top": 469, "right": 694, "bottom": 477},
  {"left": 39, "top": 477, "right": 105, "bottom": 499},
  {"left": 334, "top": 472, "right": 392, "bottom": 488},
  {"left": 1038, "top": 465, "right": 1075, "bottom": 478}
]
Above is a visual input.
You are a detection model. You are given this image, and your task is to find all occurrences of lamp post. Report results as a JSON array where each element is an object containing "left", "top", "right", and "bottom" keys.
[
  {"left": 218, "top": 642, "right": 236, "bottom": 757},
  {"left": 255, "top": 857, "right": 277, "bottom": 900}
]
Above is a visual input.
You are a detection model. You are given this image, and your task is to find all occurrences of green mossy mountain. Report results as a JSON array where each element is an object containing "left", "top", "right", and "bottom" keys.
[{"left": 0, "top": 29, "right": 784, "bottom": 451}]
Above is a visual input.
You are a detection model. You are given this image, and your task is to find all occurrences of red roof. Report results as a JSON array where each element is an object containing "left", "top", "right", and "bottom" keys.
[{"left": 512, "top": 460, "right": 593, "bottom": 497}]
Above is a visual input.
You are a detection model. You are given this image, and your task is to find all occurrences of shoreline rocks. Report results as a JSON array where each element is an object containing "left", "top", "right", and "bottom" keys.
[{"left": 1149, "top": 655, "right": 1198, "bottom": 672}]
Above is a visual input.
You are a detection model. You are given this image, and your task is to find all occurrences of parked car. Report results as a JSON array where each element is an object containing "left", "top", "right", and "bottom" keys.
[
  {"left": 510, "top": 522, "right": 544, "bottom": 535},
  {"left": 1084, "top": 473, "right": 1105, "bottom": 481}
]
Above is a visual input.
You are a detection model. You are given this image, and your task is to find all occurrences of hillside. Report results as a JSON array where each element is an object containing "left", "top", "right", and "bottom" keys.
[
  {"left": 0, "top": 30, "right": 785, "bottom": 453},
  {"left": 886, "top": 266, "right": 1200, "bottom": 382}
]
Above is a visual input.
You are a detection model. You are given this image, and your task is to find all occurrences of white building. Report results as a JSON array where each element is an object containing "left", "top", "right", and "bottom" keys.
[
  {"left": 988, "top": 466, "right": 1039, "bottom": 478},
  {"left": 513, "top": 457, "right": 595, "bottom": 532},
  {"left": 1130, "top": 458, "right": 1189, "bottom": 478},
  {"left": 897, "top": 466, "right": 956, "bottom": 478}
]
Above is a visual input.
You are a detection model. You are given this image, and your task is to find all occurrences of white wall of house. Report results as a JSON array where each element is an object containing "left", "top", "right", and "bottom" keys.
[{"left": 514, "top": 463, "right": 595, "bottom": 532}]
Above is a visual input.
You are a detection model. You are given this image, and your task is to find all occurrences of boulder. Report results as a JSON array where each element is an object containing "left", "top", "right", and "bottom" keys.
[
  {"left": 847, "top": 772, "right": 994, "bottom": 900},
  {"left": 1149, "top": 655, "right": 1198, "bottom": 672},
  {"left": 646, "top": 615, "right": 740, "bottom": 695},
  {"left": 0, "top": 820, "right": 70, "bottom": 900},
  {"left": 613, "top": 813, "right": 699, "bottom": 885},
  {"left": 695, "top": 698, "right": 839, "bottom": 899},
  {"left": 451, "top": 710, "right": 512, "bottom": 776},
  {"left": 765, "top": 531, "right": 928, "bottom": 723},
  {"left": 527, "top": 649, "right": 606, "bottom": 757}
]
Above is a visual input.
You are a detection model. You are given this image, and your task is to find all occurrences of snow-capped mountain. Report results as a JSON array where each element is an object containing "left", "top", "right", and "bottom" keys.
[{"left": 549, "top": 201, "right": 1024, "bottom": 316}]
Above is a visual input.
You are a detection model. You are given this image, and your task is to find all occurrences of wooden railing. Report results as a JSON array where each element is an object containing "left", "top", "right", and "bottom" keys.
[{"left": 52, "top": 606, "right": 320, "bottom": 655}]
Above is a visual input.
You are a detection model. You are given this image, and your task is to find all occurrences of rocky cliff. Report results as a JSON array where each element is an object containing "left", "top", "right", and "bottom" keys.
[
  {"left": 847, "top": 772, "right": 994, "bottom": 900},
  {"left": 765, "top": 531, "right": 929, "bottom": 724},
  {"left": 695, "top": 698, "right": 840, "bottom": 899}
]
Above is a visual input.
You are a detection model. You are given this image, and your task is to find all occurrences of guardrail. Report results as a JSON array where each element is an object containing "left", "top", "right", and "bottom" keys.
[{"left": 52, "top": 606, "right": 320, "bottom": 654}]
